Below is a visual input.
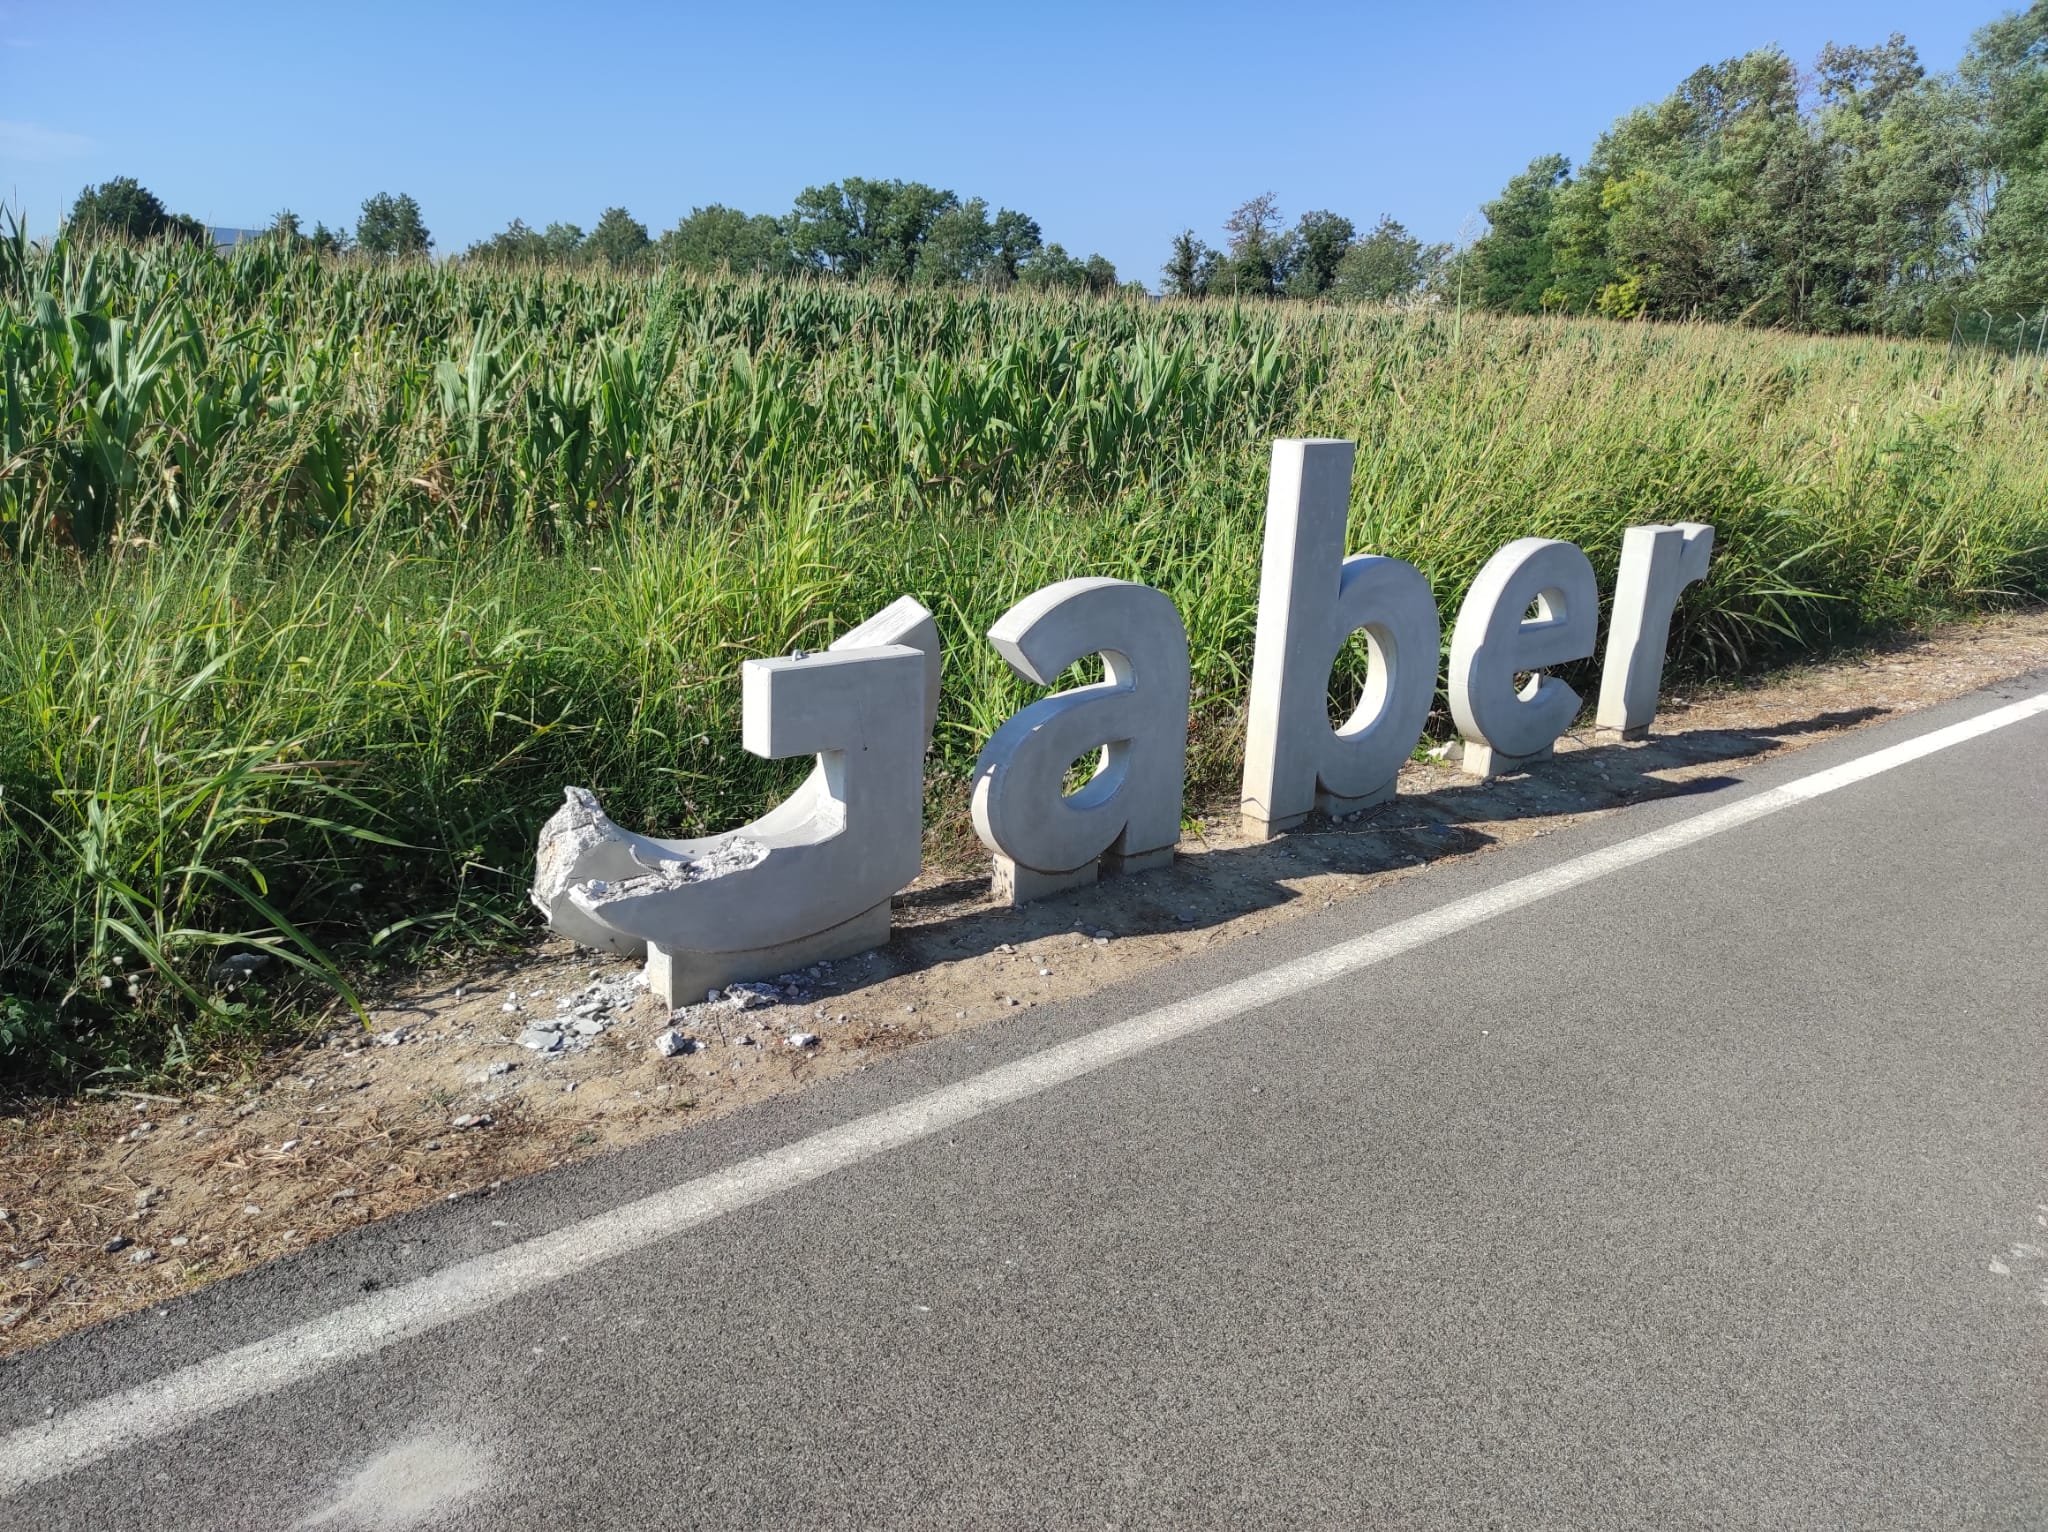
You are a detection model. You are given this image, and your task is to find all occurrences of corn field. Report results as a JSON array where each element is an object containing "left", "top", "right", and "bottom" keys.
[
  {"left": 4, "top": 225, "right": 2048, "bottom": 1086},
  {"left": 0, "top": 226, "right": 1317, "bottom": 556}
]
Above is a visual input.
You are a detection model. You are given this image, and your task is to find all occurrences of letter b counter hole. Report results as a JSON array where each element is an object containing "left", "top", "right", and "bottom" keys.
[{"left": 1327, "top": 629, "right": 1388, "bottom": 734}]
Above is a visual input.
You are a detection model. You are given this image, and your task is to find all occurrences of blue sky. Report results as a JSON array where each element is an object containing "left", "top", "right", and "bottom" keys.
[{"left": 0, "top": 0, "right": 2004, "bottom": 286}]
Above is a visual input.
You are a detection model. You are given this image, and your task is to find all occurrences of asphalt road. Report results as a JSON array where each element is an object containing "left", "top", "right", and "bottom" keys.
[{"left": 6, "top": 673, "right": 2047, "bottom": 1530}]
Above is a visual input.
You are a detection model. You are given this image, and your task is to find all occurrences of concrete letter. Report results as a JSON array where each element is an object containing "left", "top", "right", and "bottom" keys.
[
  {"left": 531, "top": 597, "right": 942, "bottom": 1004},
  {"left": 1448, "top": 538, "right": 1598, "bottom": 777},
  {"left": 1240, "top": 438, "right": 1441, "bottom": 838},
  {"left": 971, "top": 578, "right": 1190, "bottom": 905},
  {"left": 1595, "top": 522, "right": 1714, "bottom": 739}
]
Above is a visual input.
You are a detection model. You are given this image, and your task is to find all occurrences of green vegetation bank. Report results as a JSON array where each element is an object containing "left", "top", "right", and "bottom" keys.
[{"left": 3, "top": 231, "right": 2046, "bottom": 1088}]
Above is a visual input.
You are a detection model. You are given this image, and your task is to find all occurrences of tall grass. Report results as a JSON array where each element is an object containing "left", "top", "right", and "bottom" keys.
[{"left": 4, "top": 230, "right": 2047, "bottom": 1086}]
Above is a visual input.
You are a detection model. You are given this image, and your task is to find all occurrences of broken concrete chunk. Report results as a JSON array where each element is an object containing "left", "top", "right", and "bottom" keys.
[
  {"left": 534, "top": 599, "right": 943, "bottom": 1006},
  {"left": 530, "top": 787, "right": 772, "bottom": 959}
]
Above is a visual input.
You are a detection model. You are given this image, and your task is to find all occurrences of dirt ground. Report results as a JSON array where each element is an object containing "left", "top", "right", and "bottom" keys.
[{"left": 5, "top": 610, "right": 2046, "bottom": 1357}]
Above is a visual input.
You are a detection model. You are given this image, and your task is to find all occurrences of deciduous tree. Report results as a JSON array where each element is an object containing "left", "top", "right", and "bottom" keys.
[
  {"left": 357, "top": 192, "right": 431, "bottom": 258},
  {"left": 587, "top": 206, "right": 651, "bottom": 267}
]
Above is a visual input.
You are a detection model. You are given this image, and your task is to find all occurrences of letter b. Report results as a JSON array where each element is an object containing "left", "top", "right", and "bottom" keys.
[{"left": 1240, "top": 439, "right": 1441, "bottom": 839}]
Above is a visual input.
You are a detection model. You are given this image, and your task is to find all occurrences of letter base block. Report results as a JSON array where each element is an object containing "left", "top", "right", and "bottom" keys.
[
  {"left": 991, "top": 846, "right": 1175, "bottom": 908},
  {"left": 1314, "top": 778, "right": 1397, "bottom": 822},
  {"left": 645, "top": 900, "right": 892, "bottom": 1006},
  {"left": 1242, "top": 778, "right": 1396, "bottom": 840},
  {"left": 1239, "top": 807, "right": 1308, "bottom": 842},
  {"left": 1460, "top": 741, "right": 1555, "bottom": 780}
]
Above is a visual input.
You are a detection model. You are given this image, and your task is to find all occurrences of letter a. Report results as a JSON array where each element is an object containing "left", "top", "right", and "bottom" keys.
[{"left": 972, "top": 578, "right": 1190, "bottom": 905}]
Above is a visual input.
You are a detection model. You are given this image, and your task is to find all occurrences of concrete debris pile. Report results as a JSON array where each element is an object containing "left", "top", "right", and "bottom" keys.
[{"left": 512, "top": 969, "right": 648, "bottom": 1054}]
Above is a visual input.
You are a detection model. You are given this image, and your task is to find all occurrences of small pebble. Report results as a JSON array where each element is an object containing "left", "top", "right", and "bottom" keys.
[
  {"left": 278, "top": 1139, "right": 300, "bottom": 1152},
  {"left": 103, "top": 1236, "right": 133, "bottom": 1254},
  {"left": 127, "top": 1247, "right": 156, "bottom": 1265},
  {"left": 786, "top": 1032, "right": 820, "bottom": 1049},
  {"left": 451, "top": 1114, "right": 492, "bottom": 1130},
  {"left": 169, "top": 1236, "right": 189, "bottom": 1247}
]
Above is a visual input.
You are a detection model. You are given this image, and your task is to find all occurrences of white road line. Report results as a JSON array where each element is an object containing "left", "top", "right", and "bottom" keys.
[{"left": 6, "top": 687, "right": 2047, "bottom": 1497}]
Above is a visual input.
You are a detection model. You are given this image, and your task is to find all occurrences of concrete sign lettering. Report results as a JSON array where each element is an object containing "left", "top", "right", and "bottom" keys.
[
  {"left": 1240, "top": 439, "right": 1442, "bottom": 838},
  {"left": 532, "top": 596, "right": 942, "bottom": 1005},
  {"left": 534, "top": 440, "right": 1711, "bottom": 986},
  {"left": 1596, "top": 522, "right": 1715, "bottom": 739},
  {"left": 971, "top": 577, "right": 1190, "bottom": 905},
  {"left": 1447, "top": 536, "right": 1601, "bottom": 778}
]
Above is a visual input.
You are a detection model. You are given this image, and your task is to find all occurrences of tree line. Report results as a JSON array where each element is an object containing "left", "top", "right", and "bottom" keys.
[
  {"left": 1454, "top": 9, "right": 2048, "bottom": 333},
  {"left": 1158, "top": 7, "right": 2047, "bottom": 333},
  {"left": 68, "top": 175, "right": 1122, "bottom": 292},
  {"left": 59, "top": 4, "right": 2046, "bottom": 333},
  {"left": 464, "top": 177, "right": 1123, "bottom": 292},
  {"left": 1159, "top": 200, "right": 1449, "bottom": 301},
  {"left": 67, "top": 182, "right": 433, "bottom": 259}
]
